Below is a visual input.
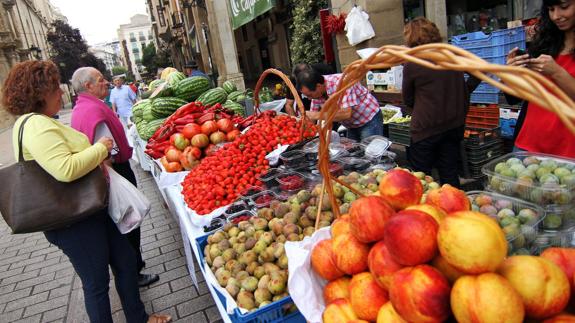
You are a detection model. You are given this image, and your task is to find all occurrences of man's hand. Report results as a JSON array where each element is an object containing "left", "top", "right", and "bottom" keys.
[
  {"left": 97, "top": 136, "right": 114, "bottom": 152},
  {"left": 305, "top": 110, "right": 321, "bottom": 120}
]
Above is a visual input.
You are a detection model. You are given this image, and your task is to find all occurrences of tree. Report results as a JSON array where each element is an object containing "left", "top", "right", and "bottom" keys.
[
  {"left": 141, "top": 42, "right": 171, "bottom": 76},
  {"left": 112, "top": 65, "right": 128, "bottom": 76},
  {"left": 289, "top": 0, "right": 327, "bottom": 65},
  {"left": 47, "top": 20, "right": 110, "bottom": 81}
]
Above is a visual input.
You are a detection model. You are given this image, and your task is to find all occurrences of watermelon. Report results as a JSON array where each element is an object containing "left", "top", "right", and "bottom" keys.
[
  {"left": 149, "top": 79, "right": 165, "bottom": 91},
  {"left": 223, "top": 100, "right": 245, "bottom": 116},
  {"left": 197, "top": 87, "right": 227, "bottom": 106},
  {"left": 227, "top": 90, "right": 243, "bottom": 101},
  {"left": 151, "top": 97, "right": 188, "bottom": 119},
  {"left": 167, "top": 71, "right": 186, "bottom": 87},
  {"left": 160, "top": 67, "right": 178, "bottom": 80},
  {"left": 175, "top": 76, "right": 211, "bottom": 101},
  {"left": 142, "top": 118, "right": 166, "bottom": 140},
  {"left": 142, "top": 102, "right": 155, "bottom": 122},
  {"left": 222, "top": 80, "right": 237, "bottom": 94},
  {"left": 136, "top": 120, "right": 148, "bottom": 138}
]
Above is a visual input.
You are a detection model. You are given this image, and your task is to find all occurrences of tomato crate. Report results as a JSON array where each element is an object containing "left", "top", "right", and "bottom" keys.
[
  {"left": 464, "top": 127, "right": 501, "bottom": 146},
  {"left": 196, "top": 234, "right": 306, "bottom": 323},
  {"left": 466, "top": 115, "right": 500, "bottom": 128},
  {"left": 468, "top": 105, "right": 500, "bottom": 118}
]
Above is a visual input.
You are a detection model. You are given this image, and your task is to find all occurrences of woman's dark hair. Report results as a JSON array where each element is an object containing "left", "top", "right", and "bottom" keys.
[
  {"left": 2, "top": 60, "right": 61, "bottom": 115},
  {"left": 529, "top": 0, "right": 575, "bottom": 57},
  {"left": 296, "top": 69, "right": 325, "bottom": 92}
]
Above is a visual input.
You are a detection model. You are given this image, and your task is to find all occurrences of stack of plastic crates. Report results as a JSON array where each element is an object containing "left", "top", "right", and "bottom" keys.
[
  {"left": 451, "top": 27, "right": 526, "bottom": 104},
  {"left": 463, "top": 105, "right": 504, "bottom": 178},
  {"left": 388, "top": 122, "right": 411, "bottom": 146}
]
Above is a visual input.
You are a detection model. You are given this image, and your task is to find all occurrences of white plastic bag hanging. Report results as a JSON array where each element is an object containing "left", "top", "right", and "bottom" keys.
[
  {"left": 345, "top": 6, "right": 376, "bottom": 46},
  {"left": 107, "top": 166, "right": 151, "bottom": 234}
]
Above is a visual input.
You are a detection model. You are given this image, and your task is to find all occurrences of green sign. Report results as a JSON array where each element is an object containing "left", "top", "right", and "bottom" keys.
[{"left": 228, "top": 0, "right": 275, "bottom": 30}]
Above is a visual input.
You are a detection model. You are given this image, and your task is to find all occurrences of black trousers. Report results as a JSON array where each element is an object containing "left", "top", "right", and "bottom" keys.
[
  {"left": 44, "top": 213, "right": 148, "bottom": 323},
  {"left": 408, "top": 126, "right": 463, "bottom": 188},
  {"left": 112, "top": 161, "right": 145, "bottom": 273}
]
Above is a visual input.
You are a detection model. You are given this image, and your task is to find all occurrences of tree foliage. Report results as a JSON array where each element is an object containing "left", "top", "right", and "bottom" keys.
[
  {"left": 289, "top": 0, "right": 327, "bottom": 65},
  {"left": 112, "top": 65, "right": 127, "bottom": 76},
  {"left": 47, "top": 20, "right": 110, "bottom": 82},
  {"left": 141, "top": 42, "right": 171, "bottom": 76}
]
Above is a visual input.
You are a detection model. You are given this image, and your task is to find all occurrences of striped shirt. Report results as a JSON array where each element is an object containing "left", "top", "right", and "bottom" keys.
[{"left": 310, "top": 74, "right": 379, "bottom": 128}]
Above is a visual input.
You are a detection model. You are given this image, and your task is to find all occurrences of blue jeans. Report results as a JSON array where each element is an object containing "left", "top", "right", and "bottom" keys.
[
  {"left": 44, "top": 212, "right": 148, "bottom": 323},
  {"left": 346, "top": 111, "right": 384, "bottom": 142}
]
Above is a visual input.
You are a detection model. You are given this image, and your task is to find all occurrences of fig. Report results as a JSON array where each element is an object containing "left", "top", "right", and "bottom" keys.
[
  {"left": 277, "top": 254, "right": 288, "bottom": 269},
  {"left": 298, "top": 215, "right": 314, "bottom": 228},
  {"left": 226, "top": 283, "right": 240, "bottom": 297},
  {"left": 268, "top": 271, "right": 287, "bottom": 295},
  {"left": 215, "top": 268, "right": 231, "bottom": 286},
  {"left": 333, "top": 185, "right": 345, "bottom": 199},
  {"left": 217, "top": 239, "right": 230, "bottom": 250},
  {"left": 305, "top": 206, "right": 318, "bottom": 220},
  {"left": 272, "top": 242, "right": 285, "bottom": 259},
  {"left": 225, "top": 260, "right": 243, "bottom": 273},
  {"left": 259, "top": 301, "right": 272, "bottom": 308},
  {"left": 272, "top": 203, "right": 291, "bottom": 218},
  {"left": 260, "top": 232, "right": 274, "bottom": 245},
  {"left": 291, "top": 203, "right": 302, "bottom": 216},
  {"left": 254, "top": 287, "right": 272, "bottom": 305},
  {"left": 237, "top": 291, "right": 256, "bottom": 310},
  {"left": 209, "top": 245, "right": 222, "bottom": 259},
  {"left": 239, "top": 250, "right": 257, "bottom": 265},
  {"left": 246, "top": 262, "right": 258, "bottom": 275},
  {"left": 244, "top": 237, "right": 257, "bottom": 250},
  {"left": 263, "top": 263, "right": 280, "bottom": 275},
  {"left": 210, "top": 231, "right": 226, "bottom": 244},
  {"left": 320, "top": 211, "right": 334, "bottom": 223},
  {"left": 257, "top": 208, "right": 274, "bottom": 221},
  {"left": 252, "top": 240, "right": 268, "bottom": 254},
  {"left": 269, "top": 219, "right": 285, "bottom": 236},
  {"left": 244, "top": 226, "right": 256, "bottom": 238},
  {"left": 241, "top": 276, "right": 258, "bottom": 292},
  {"left": 297, "top": 190, "right": 311, "bottom": 203},
  {"left": 233, "top": 243, "right": 246, "bottom": 255},
  {"left": 235, "top": 270, "right": 250, "bottom": 282},
  {"left": 212, "top": 256, "right": 225, "bottom": 269},
  {"left": 283, "top": 212, "right": 299, "bottom": 224},
  {"left": 228, "top": 227, "right": 240, "bottom": 237},
  {"left": 287, "top": 233, "right": 300, "bottom": 241},
  {"left": 282, "top": 223, "right": 300, "bottom": 236},
  {"left": 258, "top": 249, "right": 275, "bottom": 263},
  {"left": 258, "top": 275, "right": 270, "bottom": 289},
  {"left": 254, "top": 266, "right": 265, "bottom": 279},
  {"left": 238, "top": 221, "right": 251, "bottom": 231},
  {"left": 303, "top": 226, "right": 315, "bottom": 237},
  {"left": 221, "top": 248, "right": 236, "bottom": 262},
  {"left": 276, "top": 235, "right": 287, "bottom": 243},
  {"left": 318, "top": 220, "right": 331, "bottom": 228}
]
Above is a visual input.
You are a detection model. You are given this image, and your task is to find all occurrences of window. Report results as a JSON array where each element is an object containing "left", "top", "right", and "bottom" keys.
[
  {"left": 134, "top": 51, "right": 140, "bottom": 60},
  {"left": 131, "top": 42, "right": 138, "bottom": 50},
  {"left": 139, "top": 31, "right": 146, "bottom": 41},
  {"left": 148, "top": 32, "right": 153, "bottom": 40},
  {"left": 129, "top": 32, "right": 136, "bottom": 42},
  {"left": 157, "top": 6, "right": 166, "bottom": 27}
]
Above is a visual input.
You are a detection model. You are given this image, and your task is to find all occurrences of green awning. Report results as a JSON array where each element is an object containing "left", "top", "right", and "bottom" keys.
[{"left": 228, "top": 0, "right": 275, "bottom": 30}]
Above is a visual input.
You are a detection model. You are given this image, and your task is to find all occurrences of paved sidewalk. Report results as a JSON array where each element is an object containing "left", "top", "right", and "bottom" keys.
[{"left": 0, "top": 110, "right": 222, "bottom": 322}]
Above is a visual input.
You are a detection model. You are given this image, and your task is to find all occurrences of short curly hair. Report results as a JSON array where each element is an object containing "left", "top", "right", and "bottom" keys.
[
  {"left": 404, "top": 17, "right": 442, "bottom": 47},
  {"left": 2, "top": 60, "right": 61, "bottom": 115}
]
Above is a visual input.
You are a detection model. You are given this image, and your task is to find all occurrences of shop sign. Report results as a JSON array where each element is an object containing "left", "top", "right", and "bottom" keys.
[{"left": 228, "top": 0, "right": 275, "bottom": 30}]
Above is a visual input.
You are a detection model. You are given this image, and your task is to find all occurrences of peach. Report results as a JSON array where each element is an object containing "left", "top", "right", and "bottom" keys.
[
  {"left": 323, "top": 276, "right": 351, "bottom": 304},
  {"left": 451, "top": 273, "right": 525, "bottom": 323},
  {"left": 437, "top": 211, "right": 507, "bottom": 274},
  {"left": 431, "top": 254, "right": 465, "bottom": 284},
  {"left": 378, "top": 169, "right": 423, "bottom": 210},
  {"left": 332, "top": 233, "right": 370, "bottom": 275},
  {"left": 541, "top": 247, "right": 575, "bottom": 292},
  {"left": 425, "top": 184, "right": 470, "bottom": 214},
  {"left": 349, "top": 272, "right": 389, "bottom": 321},
  {"left": 543, "top": 313, "right": 575, "bottom": 323},
  {"left": 331, "top": 214, "right": 352, "bottom": 238},
  {"left": 405, "top": 204, "right": 447, "bottom": 224},
  {"left": 311, "top": 239, "right": 345, "bottom": 281},
  {"left": 322, "top": 298, "right": 358, "bottom": 323},
  {"left": 349, "top": 196, "right": 395, "bottom": 243},
  {"left": 498, "top": 255, "right": 571, "bottom": 319},
  {"left": 384, "top": 209, "right": 439, "bottom": 266},
  {"left": 376, "top": 302, "right": 407, "bottom": 323},
  {"left": 368, "top": 241, "right": 404, "bottom": 290},
  {"left": 389, "top": 265, "right": 451, "bottom": 323}
]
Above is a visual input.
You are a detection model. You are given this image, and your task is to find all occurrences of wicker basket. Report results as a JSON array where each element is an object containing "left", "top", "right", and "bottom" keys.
[{"left": 315, "top": 43, "right": 575, "bottom": 225}]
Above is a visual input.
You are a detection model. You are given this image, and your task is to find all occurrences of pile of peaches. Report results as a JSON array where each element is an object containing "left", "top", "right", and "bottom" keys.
[{"left": 311, "top": 169, "right": 575, "bottom": 322}]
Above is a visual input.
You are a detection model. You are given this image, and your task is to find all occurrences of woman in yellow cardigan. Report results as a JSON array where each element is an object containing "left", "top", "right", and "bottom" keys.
[{"left": 2, "top": 60, "right": 171, "bottom": 323}]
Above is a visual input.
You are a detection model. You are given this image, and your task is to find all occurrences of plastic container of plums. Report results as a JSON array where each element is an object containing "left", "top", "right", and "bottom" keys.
[
  {"left": 482, "top": 152, "right": 575, "bottom": 206},
  {"left": 466, "top": 190, "right": 546, "bottom": 256}
]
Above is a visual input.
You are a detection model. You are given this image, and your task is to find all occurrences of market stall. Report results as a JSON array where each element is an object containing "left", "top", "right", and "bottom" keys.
[{"left": 130, "top": 40, "right": 575, "bottom": 322}]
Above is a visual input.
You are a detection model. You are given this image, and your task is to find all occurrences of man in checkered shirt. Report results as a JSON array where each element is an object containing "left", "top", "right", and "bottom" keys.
[{"left": 296, "top": 69, "right": 383, "bottom": 141}]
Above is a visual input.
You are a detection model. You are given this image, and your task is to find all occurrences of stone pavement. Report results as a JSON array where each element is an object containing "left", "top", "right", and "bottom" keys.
[{"left": 0, "top": 110, "right": 222, "bottom": 322}]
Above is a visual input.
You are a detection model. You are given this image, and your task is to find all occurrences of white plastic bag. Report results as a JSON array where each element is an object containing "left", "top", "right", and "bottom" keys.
[
  {"left": 107, "top": 166, "right": 151, "bottom": 234},
  {"left": 345, "top": 6, "right": 376, "bottom": 46}
]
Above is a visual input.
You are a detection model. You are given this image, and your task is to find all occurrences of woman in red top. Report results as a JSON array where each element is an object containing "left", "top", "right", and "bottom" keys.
[{"left": 507, "top": 0, "right": 575, "bottom": 158}]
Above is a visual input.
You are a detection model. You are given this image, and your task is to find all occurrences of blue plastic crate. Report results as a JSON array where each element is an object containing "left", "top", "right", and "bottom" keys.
[
  {"left": 451, "top": 27, "right": 526, "bottom": 56},
  {"left": 470, "top": 91, "right": 500, "bottom": 104},
  {"left": 196, "top": 234, "right": 306, "bottom": 323},
  {"left": 500, "top": 118, "right": 517, "bottom": 138}
]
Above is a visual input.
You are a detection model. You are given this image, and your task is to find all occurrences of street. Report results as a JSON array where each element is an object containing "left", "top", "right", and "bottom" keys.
[{"left": 0, "top": 110, "right": 222, "bottom": 322}]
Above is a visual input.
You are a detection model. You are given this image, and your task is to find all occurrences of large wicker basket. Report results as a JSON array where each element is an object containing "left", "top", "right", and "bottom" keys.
[{"left": 315, "top": 43, "right": 575, "bottom": 224}]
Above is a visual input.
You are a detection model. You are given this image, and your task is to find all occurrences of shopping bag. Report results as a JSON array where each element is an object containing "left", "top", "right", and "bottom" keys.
[
  {"left": 107, "top": 166, "right": 151, "bottom": 234},
  {"left": 345, "top": 6, "right": 375, "bottom": 46}
]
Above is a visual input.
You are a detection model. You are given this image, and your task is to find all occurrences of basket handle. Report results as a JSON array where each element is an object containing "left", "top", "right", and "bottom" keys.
[
  {"left": 316, "top": 43, "right": 575, "bottom": 220},
  {"left": 252, "top": 69, "right": 311, "bottom": 140}
]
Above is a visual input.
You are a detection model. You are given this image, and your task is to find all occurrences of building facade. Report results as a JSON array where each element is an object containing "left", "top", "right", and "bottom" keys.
[
  {"left": 90, "top": 42, "right": 121, "bottom": 75},
  {"left": 117, "top": 14, "right": 155, "bottom": 81},
  {"left": 0, "top": 0, "right": 67, "bottom": 130}
]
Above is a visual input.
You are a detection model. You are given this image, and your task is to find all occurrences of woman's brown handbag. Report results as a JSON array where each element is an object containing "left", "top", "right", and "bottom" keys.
[{"left": 0, "top": 114, "right": 109, "bottom": 233}]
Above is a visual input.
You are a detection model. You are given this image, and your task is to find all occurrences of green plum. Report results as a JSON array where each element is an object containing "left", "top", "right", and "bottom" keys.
[
  {"left": 543, "top": 214, "right": 562, "bottom": 230},
  {"left": 526, "top": 164, "right": 540, "bottom": 172},
  {"left": 495, "top": 162, "right": 508, "bottom": 173},
  {"left": 506, "top": 157, "right": 522, "bottom": 166},
  {"left": 540, "top": 159, "right": 558, "bottom": 171},
  {"left": 540, "top": 173, "right": 560, "bottom": 184},
  {"left": 510, "top": 164, "right": 526, "bottom": 174},
  {"left": 518, "top": 209, "right": 538, "bottom": 224},
  {"left": 560, "top": 173, "right": 575, "bottom": 187},
  {"left": 536, "top": 167, "right": 552, "bottom": 180},
  {"left": 554, "top": 167, "right": 571, "bottom": 178}
]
